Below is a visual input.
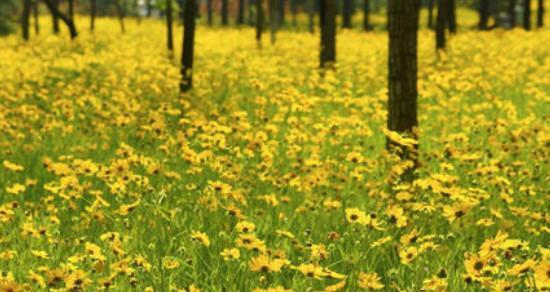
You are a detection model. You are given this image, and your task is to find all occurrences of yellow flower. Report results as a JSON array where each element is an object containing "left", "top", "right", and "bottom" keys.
[
  {"left": 296, "top": 263, "right": 328, "bottom": 279},
  {"left": 30, "top": 250, "right": 49, "bottom": 259},
  {"left": 533, "top": 261, "right": 550, "bottom": 289},
  {"left": 65, "top": 269, "right": 91, "bottom": 290},
  {"left": 399, "top": 246, "right": 419, "bottom": 265},
  {"left": 191, "top": 231, "right": 211, "bottom": 247},
  {"left": 162, "top": 257, "right": 181, "bottom": 270},
  {"left": 6, "top": 183, "right": 26, "bottom": 195},
  {"left": 357, "top": 272, "right": 384, "bottom": 290},
  {"left": 249, "top": 255, "right": 285, "bottom": 273},
  {"left": 220, "top": 248, "right": 240, "bottom": 260},
  {"left": 345, "top": 208, "right": 368, "bottom": 225},
  {"left": 235, "top": 220, "right": 256, "bottom": 233}
]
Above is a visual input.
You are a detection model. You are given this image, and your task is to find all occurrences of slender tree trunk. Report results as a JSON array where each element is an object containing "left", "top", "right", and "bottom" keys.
[
  {"left": 508, "top": 0, "right": 516, "bottom": 28},
  {"left": 436, "top": 0, "right": 448, "bottom": 50},
  {"left": 291, "top": 0, "right": 297, "bottom": 26},
  {"left": 91, "top": 0, "right": 96, "bottom": 30},
  {"left": 279, "top": 0, "right": 285, "bottom": 26},
  {"left": 308, "top": 0, "right": 315, "bottom": 33},
  {"left": 146, "top": 0, "right": 152, "bottom": 17},
  {"left": 342, "top": 0, "right": 352, "bottom": 28},
  {"left": 447, "top": 0, "right": 456, "bottom": 33},
  {"left": 387, "top": 0, "right": 420, "bottom": 176},
  {"left": 68, "top": 0, "right": 74, "bottom": 21},
  {"left": 207, "top": 0, "right": 213, "bottom": 25},
  {"left": 320, "top": 0, "right": 335, "bottom": 69},
  {"left": 115, "top": 0, "right": 126, "bottom": 33},
  {"left": 363, "top": 0, "right": 370, "bottom": 30},
  {"left": 167, "top": 0, "right": 174, "bottom": 51},
  {"left": 269, "top": 0, "right": 278, "bottom": 44},
  {"left": 43, "top": 0, "right": 78, "bottom": 38},
  {"left": 52, "top": 0, "right": 60, "bottom": 33},
  {"left": 537, "top": 0, "right": 544, "bottom": 27},
  {"left": 181, "top": 0, "right": 197, "bottom": 92},
  {"left": 256, "top": 0, "right": 264, "bottom": 44},
  {"left": 33, "top": 0, "right": 39, "bottom": 35},
  {"left": 523, "top": 0, "right": 531, "bottom": 30},
  {"left": 222, "top": 0, "right": 229, "bottom": 25},
  {"left": 238, "top": 0, "right": 245, "bottom": 24},
  {"left": 428, "top": 0, "right": 434, "bottom": 29},
  {"left": 22, "top": 0, "right": 32, "bottom": 40},
  {"left": 478, "top": 0, "right": 489, "bottom": 30}
]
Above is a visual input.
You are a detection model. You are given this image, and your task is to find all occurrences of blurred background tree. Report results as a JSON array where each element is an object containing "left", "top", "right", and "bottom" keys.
[{"left": 0, "top": 0, "right": 18, "bottom": 35}]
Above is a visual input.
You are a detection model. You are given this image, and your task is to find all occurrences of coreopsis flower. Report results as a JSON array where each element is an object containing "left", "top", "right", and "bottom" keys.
[
  {"left": 191, "top": 231, "right": 211, "bottom": 247},
  {"left": 65, "top": 269, "right": 91, "bottom": 291},
  {"left": 533, "top": 261, "right": 550, "bottom": 289},
  {"left": 249, "top": 255, "right": 285, "bottom": 273},
  {"left": 357, "top": 272, "right": 384, "bottom": 290},
  {"left": 235, "top": 221, "right": 256, "bottom": 233},
  {"left": 162, "top": 257, "right": 181, "bottom": 270},
  {"left": 220, "top": 248, "right": 240, "bottom": 260},
  {"left": 296, "top": 263, "right": 328, "bottom": 279}
]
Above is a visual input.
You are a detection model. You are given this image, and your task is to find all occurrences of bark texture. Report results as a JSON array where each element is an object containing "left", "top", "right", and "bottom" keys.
[
  {"left": 320, "top": 0, "right": 336, "bottom": 69},
  {"left": 181, "top": 0, "right": 197, "bottom": 92}
]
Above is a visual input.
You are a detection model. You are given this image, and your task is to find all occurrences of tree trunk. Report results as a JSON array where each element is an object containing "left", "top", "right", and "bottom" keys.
[
  {"left": 91, "top": 0, "right": 96, "bottom": 31},
  {"left": 447, "top": 0, "right": 456, "bottom": 33},
  {"left": 508, "top": 0, "right": 516, "bottom": 28},
  {"left": 320, "top": 0, "right": 336, "bottom": 69},
  {"left": 256, "top": 0, "right": 264, "bottom": 44},
  {"left": 207, "top": 0, "right": 213, "bottom": 25},
  {"left": 238, "top": 0, "right": 245, "bottom": 24},
  {"left": 523, "top": 0, "right": 531, "bottom": 30},
  {"left": 43, "top": 0, "right": 78, "bottom": 39},
  {"left": 279, "top": 0, "right": 285, "bottom": 26},
  {"left": 181, "top": 0, "right": 197, "bottom": 92},
  {"left": 68, "top": 0, "right": 74, "bottom": 22},
  {"left": 52, "top": 0, "right": 60, "bottom": 33},
  {"left": 33, "top": 0, "right": 39, "bottom": 35},
  {"left": 167, "top": 0, "right": 174, "bottom": 51},
  {"left": 387, "top": 0, "right": 420, "bottom": 176},
  {"left": 478, "top": 0, "right": 489, "bottom": 30},
  {"left": 22, "top": 0, "right": 32, "bottom": 40},
  {"left": 308, "top": 0, "right": 315, "bottom": 33},
  {"left": 269, "top": 0, "right": 278, "bottom": 44},
  {"left": 291, "top": 0, "right": 297, "bottom": 26},
  {"left": 115, "top": 0, "right": 126, "bottom": 33},
  {"left": 436, "top": 0, "right": 448, "bottom": 50},
  {"left": 146, "top": 0, "right": 152, "bottom": 17},
  {"left": 537, "top": 0, "right": 544, "bottom": 27},
  {"left": 342, "top": 0, "right": 352, "bottom": 28},
  {"left": 363, "top": 0, "right": 371, "bottom": 30},
  {"left": 428, "top": 0, "right": 434, "bottom": 29},
  {"left": 222, "top": 0, "right": 229, "bottom": 25}
]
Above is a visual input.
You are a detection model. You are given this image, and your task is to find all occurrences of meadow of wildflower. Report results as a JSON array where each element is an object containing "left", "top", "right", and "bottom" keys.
[{"left": 0, "top": 12, "right": 549, "bottom": 292}]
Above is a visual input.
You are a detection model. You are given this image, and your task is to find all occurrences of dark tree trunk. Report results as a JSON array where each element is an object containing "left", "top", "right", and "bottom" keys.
[
  {"left": 436, "top": 0, "right": 448, "bottom": 50},
  {"left": 167, "top": 0, "right": 174, "bottom": 51},
  {"left": 269, "top": 0, "right": 278, "bottom": 44},
  {"left": 342, "top": 0, "right": 352, "bottom": 28},
  {"left": 537, "top": 0, "right": 544, "bottom": 27},
  {"left": 146, "top": 0, "right": 152, "bottom": 17},
  {"left": 447, "top": 0, "right": 456, "bottom": 33},
  {"left": 428, "top": 0, "right": 434, "bottom": 29},
  {"left": 52, "top": 0, "right": 60, "bottom": 33},
  {"left": 238, "top": 0, "right": 245, "bottom": 24},
  {"left": 279, "top": 0, "right": 285, "bottom": 25},
  {"left": 478, "top": 0, "right": 489, "bottom": 30},
  {"left": 68, "top": 0, "right": 74, "bottom": 21},
  {"left": 256, "top": 0, "right": 264, "bottom": 43},
  {"left": 363, "top": 0, "right": 371, "bottom": 30},
  {"left": 523, "top": 0, "right": 531, "bottom": 30},
  {"left": 222, "top": 0, "right": 229, "bottom": 25},
  {"left": 387, "top": 0, "right": 420, "bottom": 175},
  {"left": 508, "top": 0, "right": 516, "bottom": 28},
  {"left": 291, "top": 0, "right": 297, "bottom": 26},
  {"left": 181, "top": 0, "right": 197, "bottom": 92},
  {"left": 22, "top": 0, "right": 32, "bottom": 40},
  {"left": 207, "top": 0, "right": 213, "bottom": 25},
  {"left": 115, "top": 0, "right": 126, "bottom": 33},
  {"left": 91, "top": 0, "right": 96, "bottom": 30},
  {"left": 44, "top": 0, "right": 78, "bottom": 39},
  {"left": 33, "top": 0, "right": 39, "bottom": 35},
  {"left": 320, "top": 0, "right": 336, "bottom": 69},
  {"left": 308, "top": 0, "right": 315, "bottom": 33}
]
